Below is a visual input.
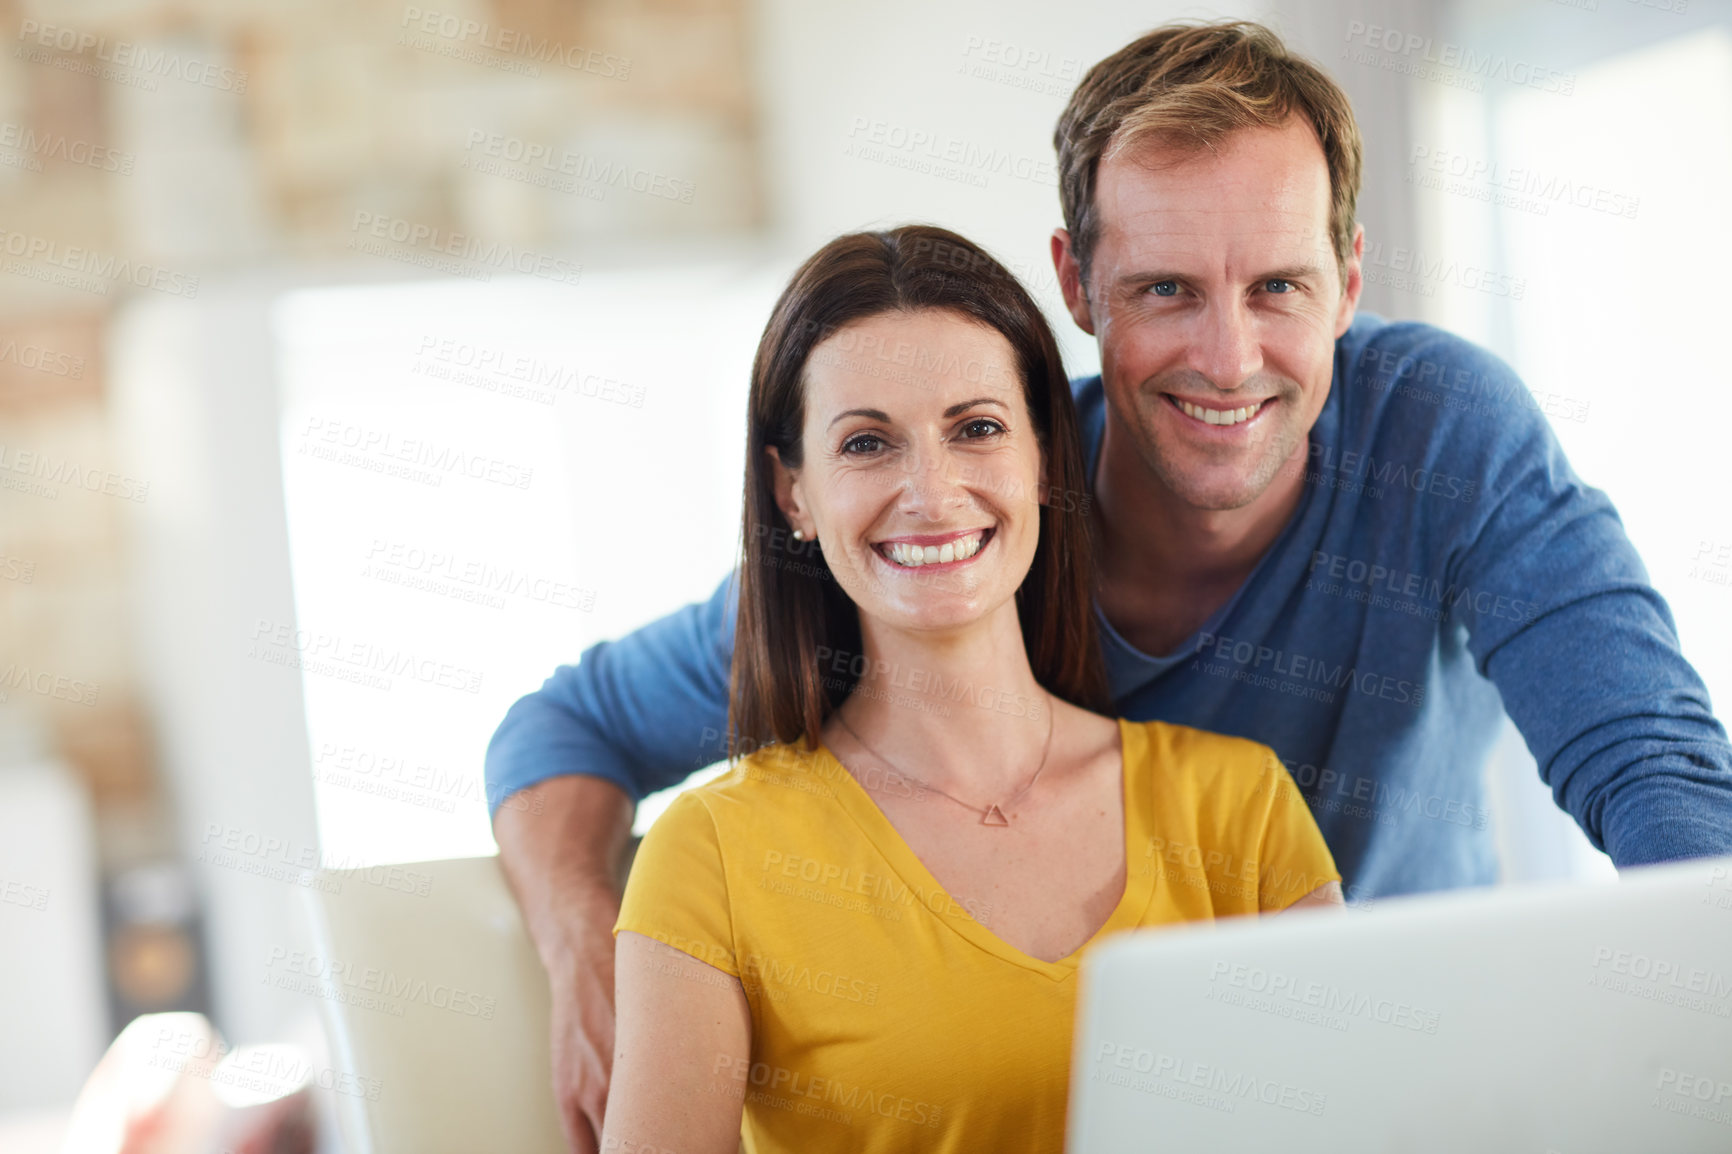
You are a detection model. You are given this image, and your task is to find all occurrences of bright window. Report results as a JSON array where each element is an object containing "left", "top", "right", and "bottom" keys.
[
  {"left": 1414, "top": 25, "right": 1732, "bottom": 882},
  {"left": 274, "top": 259, "right": 790, "bottom": 867}
]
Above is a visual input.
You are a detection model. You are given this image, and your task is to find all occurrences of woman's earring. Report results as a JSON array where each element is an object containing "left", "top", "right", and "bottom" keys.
[{"left": 792, "top": 529, "right": 804, "bottom": 541}]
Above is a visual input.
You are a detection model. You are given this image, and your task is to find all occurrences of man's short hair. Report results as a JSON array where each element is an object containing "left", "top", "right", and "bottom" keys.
[{"left": 1055, "top": 20, "right": 1363, "bottom": 288}]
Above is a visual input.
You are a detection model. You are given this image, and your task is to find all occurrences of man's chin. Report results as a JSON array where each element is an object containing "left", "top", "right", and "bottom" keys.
[
  {"left": 1169, "top": 483, "right": 1267, "bottom": 513},
  {"left": 1152, "top": 457, "right": 1286, "bottom": 513}
]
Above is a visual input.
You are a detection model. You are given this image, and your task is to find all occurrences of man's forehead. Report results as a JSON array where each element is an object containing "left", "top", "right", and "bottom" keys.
[
  {"left": 1099, "top": 118, "right": 1329, "bottom": 198},
  {"left": 1092, "top": 125, "right": 1334, "bottom": 261},
  {"left": 1100, "top": 205, "right": 1332, "bottom": 267}
]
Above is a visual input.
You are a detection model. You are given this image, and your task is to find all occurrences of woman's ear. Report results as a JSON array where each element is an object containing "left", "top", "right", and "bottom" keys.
[{"left": 767, "top": 446, "right": 816, "bottom": 541}]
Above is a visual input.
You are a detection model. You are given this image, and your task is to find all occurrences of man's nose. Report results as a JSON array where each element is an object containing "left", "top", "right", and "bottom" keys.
[{"left": 1188, "top": 302, "right": 1262, "bottom": 391}]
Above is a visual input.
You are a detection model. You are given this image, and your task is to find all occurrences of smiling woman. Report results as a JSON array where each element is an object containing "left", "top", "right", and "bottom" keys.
[
  {"left": 598, "top": 225, "right": 1341, "bottom": 1154},
  {"left": 732, "top": 227, "right": 1105, "bottom": 749}
]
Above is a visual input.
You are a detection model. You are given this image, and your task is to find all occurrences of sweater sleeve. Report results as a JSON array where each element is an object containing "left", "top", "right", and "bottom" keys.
[
  {"left": 484, "top": 569, "right": 737, "bottom": 813},
  {"left": 1432, "top": 343, "right": 1732, "bottom": 866}
]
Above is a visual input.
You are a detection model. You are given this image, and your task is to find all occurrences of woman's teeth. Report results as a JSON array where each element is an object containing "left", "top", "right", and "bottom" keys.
[
  {"left": 883, "top": 532, "right": 984, "bottom": 568},
  {"left": 1178, "top": 399, "right": 1261, "bottom": 426}
]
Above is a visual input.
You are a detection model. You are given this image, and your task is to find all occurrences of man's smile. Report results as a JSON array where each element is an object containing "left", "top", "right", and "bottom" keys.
[{"left": 1164, "top": 394, "right": 1278, "bottom": 431}]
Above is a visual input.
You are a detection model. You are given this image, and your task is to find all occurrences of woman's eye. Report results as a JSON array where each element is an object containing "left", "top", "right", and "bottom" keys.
[
  {"left": 960, "top": 418, "right": 1005, "bottom": 439},
  {"left": 841, "top": 433, "right": 884, "bottom": 455}
]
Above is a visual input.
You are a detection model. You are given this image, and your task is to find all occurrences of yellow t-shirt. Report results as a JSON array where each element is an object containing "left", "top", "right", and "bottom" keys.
[{"left": 614, "top": 718, "right": 1339, "bottom": 1153}]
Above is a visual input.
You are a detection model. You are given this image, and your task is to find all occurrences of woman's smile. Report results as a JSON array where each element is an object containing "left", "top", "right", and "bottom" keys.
[{"left": 872, "top": 526, "right": 996, "bottom": 571}]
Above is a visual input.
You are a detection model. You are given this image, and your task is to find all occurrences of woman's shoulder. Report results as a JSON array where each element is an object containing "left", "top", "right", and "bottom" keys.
[
  {"left": 1118, "top": 718, "right": 1290, "bottom": 801},
  {"left": 1121, "top": 717, "right": 1275, "bottom": 766},
  {"left": 654, "top": 740, "right": 851, "bottom": 826},
  {"left": 630, "top": 740, "right": 852, "bottom": 901}
]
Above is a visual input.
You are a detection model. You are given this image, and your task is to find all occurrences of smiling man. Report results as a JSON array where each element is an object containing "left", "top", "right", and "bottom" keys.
[
  {"left": 1068, "top": 114, "right": 1347, "bottom": 661},
  {"left": 484, "top": 20, "right": 1732, "bottom": 1152}
]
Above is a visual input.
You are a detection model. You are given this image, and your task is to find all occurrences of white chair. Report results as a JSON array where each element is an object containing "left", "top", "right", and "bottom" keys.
[
  {"left": 0, "top": 752, "right": 107, "bottom": 1115},
  {"left": 301, "top": 855, "right": 567, "bottom": 1154}
]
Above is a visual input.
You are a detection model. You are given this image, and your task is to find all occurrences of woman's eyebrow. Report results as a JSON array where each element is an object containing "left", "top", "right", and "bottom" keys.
[
  {"left": 828, "top": 407, "right": 892, "bottom": 430},
  {"left": 943, "top": 397, "right": 1010, "bottom": 418},
  {"left": 827, "top": 397, "right": 1008, "bottom": 430}
]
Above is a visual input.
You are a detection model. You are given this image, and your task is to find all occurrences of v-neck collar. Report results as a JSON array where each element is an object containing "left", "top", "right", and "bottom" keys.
[
  {"left": 813, "top": 718, "right": 1153, "bottom": 983},
  {"left": 1075, "top": 372, "right": 1336, "bottom": 703}
]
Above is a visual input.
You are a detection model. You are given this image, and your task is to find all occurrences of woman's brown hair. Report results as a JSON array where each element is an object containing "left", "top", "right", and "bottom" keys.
[{"left": 727, "top": 224, "right": 1108, "bottom": 755}]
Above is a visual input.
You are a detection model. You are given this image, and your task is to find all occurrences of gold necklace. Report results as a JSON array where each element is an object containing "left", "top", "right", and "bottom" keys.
[{"left": 834, "top": 690, "right": 1055, "bottom": 826}]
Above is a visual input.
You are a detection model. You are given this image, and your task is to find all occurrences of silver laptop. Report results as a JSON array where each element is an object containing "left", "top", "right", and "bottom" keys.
[{"left": 1068, "top": 855, "right": 1732, "bottom": 1153}]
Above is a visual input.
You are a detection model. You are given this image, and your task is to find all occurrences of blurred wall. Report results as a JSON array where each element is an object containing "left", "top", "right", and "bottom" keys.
[{"left": 0, "top": 0, "right": 765, "bottom": 1062}]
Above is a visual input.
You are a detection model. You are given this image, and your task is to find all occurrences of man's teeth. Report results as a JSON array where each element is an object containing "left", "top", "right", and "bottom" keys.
[
  {"left": 1178, "top": 399, "right": 1261, "bottom": 426},
  {"left": 884, "top": 533, "right": 984, "bottom": 568}
]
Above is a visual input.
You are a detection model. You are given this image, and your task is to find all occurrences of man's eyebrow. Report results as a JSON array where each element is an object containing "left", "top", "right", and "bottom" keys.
[
  {"left": 1114, "top": 263, "right": 1326, "bottom": 288},
  {"left": 1115, "top": 268, "right": 1181, "bottom": 288},
  {"left": 1258, "top": 263, "right": 1326, "bottom": 282}
]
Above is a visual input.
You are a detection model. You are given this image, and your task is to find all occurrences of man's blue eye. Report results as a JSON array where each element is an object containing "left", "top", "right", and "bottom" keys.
[
  {"left": 1150, "top": 281, "right": 1178, "bottom": 297},
  {"left": 1266, "top": 279, "right": 1293, "bottom": 293}
]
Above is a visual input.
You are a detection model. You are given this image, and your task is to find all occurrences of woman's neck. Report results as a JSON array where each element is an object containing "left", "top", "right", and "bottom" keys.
[{"left": 833, "top": 602, "right": 1052, "bottom": 799}]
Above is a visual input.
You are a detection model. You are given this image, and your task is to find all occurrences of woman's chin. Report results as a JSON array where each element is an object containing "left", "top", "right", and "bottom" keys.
[{"left": 850, "top": 588, "right": 1017, "bottom": 637}]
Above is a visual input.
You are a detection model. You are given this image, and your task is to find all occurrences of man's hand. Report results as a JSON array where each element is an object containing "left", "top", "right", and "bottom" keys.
[
  {"left": 542, "top": 885, "right": 624, "bottom": 1152},
  {"left": 494, "top": 775, "right": 637, "bottom": 1154}
]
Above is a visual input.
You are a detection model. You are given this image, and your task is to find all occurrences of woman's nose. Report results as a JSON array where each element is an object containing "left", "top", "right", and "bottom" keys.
[{"left": 893, "top": 441, "right": 966, "bottom": 513}]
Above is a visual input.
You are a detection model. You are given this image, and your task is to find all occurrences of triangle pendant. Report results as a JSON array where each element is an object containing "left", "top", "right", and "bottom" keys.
[{"left": 981, "top": 804, "right": 1010, "bottom": 827}]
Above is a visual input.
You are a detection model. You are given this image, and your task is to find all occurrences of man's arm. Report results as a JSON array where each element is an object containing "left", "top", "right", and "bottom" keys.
[
  {"left": 1434, "top": 348, "right": 1732, "bottom": 865},
  {"left": 485, "top": 571, "right": 738, "bottom": 1152},
  {"left": 485, "top": 569, "right": 738, "bottom": 813},
  {"left": 494, "top": 776, "right": 634, "bottom": 1154}
]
